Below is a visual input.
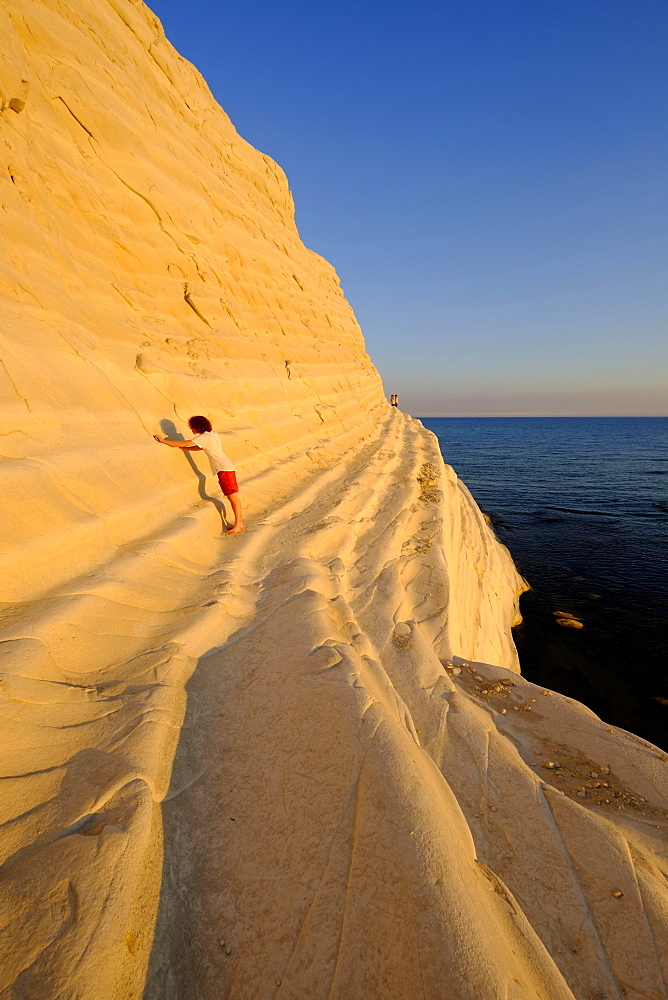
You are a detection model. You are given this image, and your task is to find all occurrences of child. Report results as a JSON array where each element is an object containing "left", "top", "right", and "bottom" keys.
[{"left": 154, "top": 415, "right": 245, "bottom": 534}]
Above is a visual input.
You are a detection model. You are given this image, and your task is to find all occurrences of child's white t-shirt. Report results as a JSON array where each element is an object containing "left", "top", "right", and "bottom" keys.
[{"left": 191, "top": 431, "right": 235, "bottom": 473}]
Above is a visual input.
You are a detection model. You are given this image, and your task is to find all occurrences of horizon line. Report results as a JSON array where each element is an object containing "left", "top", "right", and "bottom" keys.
[{"left": 413, "top": 413, "right": 668, "bottom": 419}]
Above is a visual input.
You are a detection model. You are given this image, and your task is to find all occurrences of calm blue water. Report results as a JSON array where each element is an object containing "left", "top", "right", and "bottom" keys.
[{"left": 422, "top": 417, "right": 668, "bottom": 748}]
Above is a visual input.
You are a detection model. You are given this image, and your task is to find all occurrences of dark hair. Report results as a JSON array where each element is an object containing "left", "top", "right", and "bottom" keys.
[{"left": 188, "top": 415, "right": 212, "bottom": 434}]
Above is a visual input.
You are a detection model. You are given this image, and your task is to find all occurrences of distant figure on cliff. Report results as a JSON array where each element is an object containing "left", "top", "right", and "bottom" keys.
[
  {"left": 391, "top": 394, "right": 399, "bottom": 407},
  {"left": 154, "top": 416, "right": 245, "bottom": 534}
]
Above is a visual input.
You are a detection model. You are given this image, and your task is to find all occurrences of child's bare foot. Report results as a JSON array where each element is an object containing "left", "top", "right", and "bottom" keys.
[{"left": 226, "top": 524, "right": 244, "bottom": 534}]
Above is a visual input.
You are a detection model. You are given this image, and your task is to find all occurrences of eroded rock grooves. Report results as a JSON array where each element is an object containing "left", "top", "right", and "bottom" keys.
[{"left": 1, "top": 2, "right": 667, "bottom": 998}]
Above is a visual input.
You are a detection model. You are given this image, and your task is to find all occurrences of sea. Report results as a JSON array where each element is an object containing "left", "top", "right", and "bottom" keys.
[{"left": 421, "top": 417, "right": 668, "bottom": 750}]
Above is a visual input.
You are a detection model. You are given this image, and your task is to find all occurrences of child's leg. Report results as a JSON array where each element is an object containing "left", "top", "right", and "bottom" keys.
[{"left": 226, "top": 491, "right": 244, "bottom": 533}]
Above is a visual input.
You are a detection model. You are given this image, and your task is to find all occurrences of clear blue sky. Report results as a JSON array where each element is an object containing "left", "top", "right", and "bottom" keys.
[{"left": 149, "top": 0, "right": 667, "bottom": 415}]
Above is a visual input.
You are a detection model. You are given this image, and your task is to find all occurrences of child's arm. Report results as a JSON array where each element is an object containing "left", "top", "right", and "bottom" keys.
[{"left": 154, "top": 435, "right": 202, "bottom": 450}]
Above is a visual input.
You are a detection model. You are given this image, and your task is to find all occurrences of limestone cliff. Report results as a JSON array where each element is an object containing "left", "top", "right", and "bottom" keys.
[{"left": 1, "top": 2, "right": 667, "bottom": 999}]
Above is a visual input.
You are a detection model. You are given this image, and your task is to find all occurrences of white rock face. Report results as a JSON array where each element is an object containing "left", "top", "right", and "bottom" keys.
[{"left": 1, "top": 3, "right": 667, "bottom": 999}]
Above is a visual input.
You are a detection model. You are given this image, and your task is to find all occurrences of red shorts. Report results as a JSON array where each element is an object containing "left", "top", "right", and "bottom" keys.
[{"left": 217, "top": 471, "right": 239, "bottom": 496}]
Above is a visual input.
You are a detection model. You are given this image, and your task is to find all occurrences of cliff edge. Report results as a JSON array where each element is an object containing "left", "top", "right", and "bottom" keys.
[{"left": 1, "top": 2, "right": 667, "bottom": 998}]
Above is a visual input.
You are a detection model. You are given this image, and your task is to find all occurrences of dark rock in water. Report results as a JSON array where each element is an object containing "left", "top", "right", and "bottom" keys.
[
  {"left": 653, "top": 502, "right": 668, "bottom": 513},
  {"left": 553, "top": 611, "right": 584, "bottom": 629},
  {"left": 533, "top": 510, "right": 567, "bottom": 523}
]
